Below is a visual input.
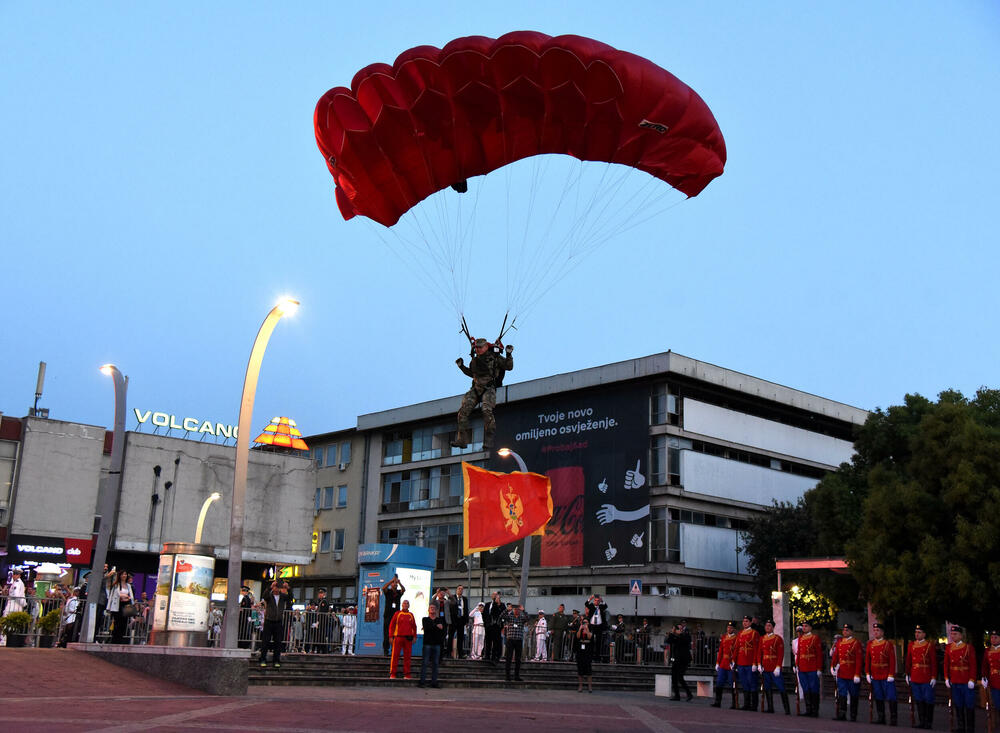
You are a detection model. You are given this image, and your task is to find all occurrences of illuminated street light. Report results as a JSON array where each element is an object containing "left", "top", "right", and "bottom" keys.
[
  {"left": 81, "top": 363, "right": 127, "bottom": 643},
  {"left": 497, "top": 447, "right": 530, "bottom": 609},
  {"left": 222, "top": 298, "right": 299, "bottom": 648},
  {"left": 194, "top": 492, "right": 222, "bottom": 544}
]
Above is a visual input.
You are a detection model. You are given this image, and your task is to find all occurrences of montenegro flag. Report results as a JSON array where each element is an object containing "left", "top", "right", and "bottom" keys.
[{"left": 462, "top": 462, "right": 553, "bottom": 554}]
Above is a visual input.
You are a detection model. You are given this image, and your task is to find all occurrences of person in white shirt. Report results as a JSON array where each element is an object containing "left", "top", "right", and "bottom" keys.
[
  {"left": 469, "top": 602, "right": 486, "bottom": 660},
  {"left": 4, "top": 569, "right": 26, "bottom": 614},
  {"left": 341, "top": 606, "right": 357, "bottom": 654},
  {"left": 532, "top": 610, "right": 549, "bottom": 661}
]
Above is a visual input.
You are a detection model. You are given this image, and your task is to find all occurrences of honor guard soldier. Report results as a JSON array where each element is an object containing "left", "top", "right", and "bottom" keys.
[
  {"left": 983, "top": 629, "right": 1000, "bottom": 731},
  {"left": 944, "top": 625, "right": 977, "bottom": 733},
  {"left": 758, "top": 618, "right": 791, "bottom": 715},
  {"left": 831, "top": 622, "right": 864, "bottom": 722},
  {"left": 712, "top": 621, "right": 739, "bottom": 709},
  {"left": 905, "top": 624, "right": 937, "bottom": 730},
  {"left": 866, "top": 622, "right": 898, "bottom": 726},
  {"left": 736, "top": 615, "right": 762, "bottom": 711},
  {"left": 795, "top": 619, "right": 823, "bottom": 718}
]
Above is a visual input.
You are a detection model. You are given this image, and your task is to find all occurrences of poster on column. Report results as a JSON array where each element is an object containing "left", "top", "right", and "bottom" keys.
[
  {"left": 152, "top": 554, "right": 174, "bottom": 632},
  {"left": 487, "top": 383, "right": 649, "bottom": 567},
  {"left": 167, "top": 554, "right": 214, "bottom": 631}
]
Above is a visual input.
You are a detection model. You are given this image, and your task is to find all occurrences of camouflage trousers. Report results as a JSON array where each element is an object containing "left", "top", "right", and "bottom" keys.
[{"left": 457, "top": 385, "right": 496, "bottom": 441}]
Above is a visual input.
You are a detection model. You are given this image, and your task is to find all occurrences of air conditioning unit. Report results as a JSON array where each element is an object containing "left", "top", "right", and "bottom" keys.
[
  {"left": 333, "top": 551, "right": 343, "bottom": 561},
  {"left": 666, "top": 587, "right": 681, "bottom": 596},
  {"left": 338, "top": 462, "right": 348, "bottom": 471}
]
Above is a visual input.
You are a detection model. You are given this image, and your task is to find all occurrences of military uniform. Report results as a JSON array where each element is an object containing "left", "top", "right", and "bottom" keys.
[
  {"left": 905, "top": 625, "right": 937, "bottom": 730},
  {"left": 735, "top": 616, "right": 761, "bottom": 711},
  {"left": 943, "top": 626, "right": 976, "bottom": 733},
  {"left": 453, "top": 340, "right": 512, "bottom": 449},
  {"left": 795, "top": 623, "right": 823, "bottom": 718},
  {"left": 712, "top": 623, "right": 739, "bottom": 709},
  {"left": 865, "top": 622, "right": 898, "bottom": 725},
  {"left": 982, "top": 630, "right": 1000, "bottom": 731},
  {"left": 831, "top": 623, "right": 864, "bottom": 721},
  {"left": 758, "top": 621, "right": 790, "bottom": 715}
]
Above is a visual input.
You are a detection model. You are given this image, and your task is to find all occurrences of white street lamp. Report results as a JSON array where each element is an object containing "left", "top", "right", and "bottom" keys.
[
  {"left": 496, "top": 447, "right": 532, "bottom": 609},
  {"left": 194, "top": 493, "right": 221, "bottom": 544},
  {"left": 222, "top": 298, "right": 298, "bottom": 649}
]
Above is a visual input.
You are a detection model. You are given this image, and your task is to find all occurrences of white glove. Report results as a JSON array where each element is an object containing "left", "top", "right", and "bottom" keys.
[
  {"left": 984, "top": 678, "right": 989, "bottom": 688},
  {"left": 930, "top": 678, "right": 936, "bottom": 688},
  {"left": 968, "top": 680, "right": 975, "bottom": 689},
  {"left": 905, "top": 675, "right": 910, "bottom": 684},
  {"left": 773, "top": 666, "right": 781, "bottom": 676},
  {"left": 887, "top": 676, "right": 894, "bottom": 683},
  {"left": 833, "top": 664, "right": 840, "bottom": 675},
  {"left": 866, "top": 674, "right": 872, "bottom": 683},
  {"left": 752, "top": 664, "right": 759, "bottom": 673},
  {"left": 714, "top": 664, "right": 719, "bottom": 671},
  {"left": 793, "top": 666, "right": 798, "bottom": 674},
  {"left": 945, "top": 680, "right": 950, "bottom": 689},
  {"left": 853, "top": 676, "right": 861, "bottom": 684}
]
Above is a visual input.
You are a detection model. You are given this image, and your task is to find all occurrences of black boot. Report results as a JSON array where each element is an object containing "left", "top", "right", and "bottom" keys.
[
  {"left": 730, "top": 687, "right": 738, "bottom": 709},
  {"left": 875, "top": 699, "right": 886, "bottom": 725},
  {"left": 888, "top": 700, "right": 898, "bottom": 727},
  {"left": 966, "top": 708, "right": 975, "bottom": 733},
  {"left": 742, "top": 689, "right": 752, "bottom": 710},
  {"left": 764, "top": 689, "right": 774, "bottom": 713},
  {"left": 799, "top": 692, "right": 812, "bottom": 716},
  {"left": 450, "top": 430, "right": 469, "bottom": 448},
  {"left": 781, "top": 691, "right": 790, "bottom": 715},
  {"left": 924, "top": 702, "right": 934, "bottom": 730},
  {"left": 811, "top": 692, "right": 822, "bottom": 717},
  {"left": 955, "top": 706, "right": 967, "bottom": 733},
  {"left": 751, "top": 691, "right": 759, "bottom": 712},
  {"left": 912, "top": 701, "right": 924, "bottom": 729},
  {"left": 850, "top": 695, "right": 859, "bottom": 722},
  {"left": 710, "top": 686, "right": 723, "bottom": 708},
  {"left": 834, "top": 695, "right": 847, "bottom": 721}
]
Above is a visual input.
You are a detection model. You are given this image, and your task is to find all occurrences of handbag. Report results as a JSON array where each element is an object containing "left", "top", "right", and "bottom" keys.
[{"left": 122, "top": 603, "right": 138, "bottom": 618}]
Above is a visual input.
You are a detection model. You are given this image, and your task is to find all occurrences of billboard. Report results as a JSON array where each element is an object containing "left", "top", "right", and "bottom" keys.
[{"left": 487, "top": 382, "right": 649, "bottom": 567}]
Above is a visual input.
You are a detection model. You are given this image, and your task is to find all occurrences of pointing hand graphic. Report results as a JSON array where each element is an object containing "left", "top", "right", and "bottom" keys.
[
  {"left": 598, "top": 477, "right": 608, "bottom": 494},
  {"left": 624, "top": 459, "right": 645, "bottom": 490},
  {"left": 604, "top": 542, "right": 618, "bottom": 561},
  {"left": 630, "top": 532, "right": 645, "bottom": 548}
]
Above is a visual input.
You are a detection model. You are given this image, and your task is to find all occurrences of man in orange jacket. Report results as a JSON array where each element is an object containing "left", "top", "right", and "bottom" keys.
[
  {"left": 711, "top": 621, "right": 738, "bottom": 709},
  {"left": 795, "top": 619, "right": 824, "bottom": 718},
  {"left": 758, "top": 619, "right": 790, "bottom": 715},
  {"left": 905, "top": 624, "right": 937, "bottom": 730},
  {"left": 943, "top": 625, "right": 977, "bottom": 733},
  {"left": 982, "top": 629, "right": 1000, "bottom": 732},
  {"left": 831, "top": 622, "right": 864, "bottom": 722},
  {"left": 388, "top": 599, "right": 418, "bottom": 680},
  {"left": 865, "top": 622, "right": 898, "bottom": 726}
]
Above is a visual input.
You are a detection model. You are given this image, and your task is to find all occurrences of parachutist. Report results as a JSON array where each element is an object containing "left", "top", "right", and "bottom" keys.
[{"left": 451, "top": 337, "right": 513, "bottom": 450}]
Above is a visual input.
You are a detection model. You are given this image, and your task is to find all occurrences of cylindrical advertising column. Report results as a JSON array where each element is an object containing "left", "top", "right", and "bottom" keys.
[{"left": 150, "top": 542, "right": 215, "bottom": 647}]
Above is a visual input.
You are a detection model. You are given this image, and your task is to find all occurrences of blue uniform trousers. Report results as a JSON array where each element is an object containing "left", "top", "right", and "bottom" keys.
[
  {"left": 737, "top": 664, "right": 758, "bottom": 692},
  {"left": 871, "top": 678, "right": 897, "bottom": 701},
  {"left": 798, "top": 670, "right": 820, "bottom": 694},
  {"left": 837, "top": 677, "right": 860, "bottom": 700},
  {"left": 715, "top": 667, "right": 734, "bottom": 688},
  {"left": 762, "top": 670, "right": 785, "bottom": 692},
  {"left": 910, "top": 682, "right": 934, "bottom": 704},
  {"left": 950, "top": 684, "right": 975, "bottom": 710}
]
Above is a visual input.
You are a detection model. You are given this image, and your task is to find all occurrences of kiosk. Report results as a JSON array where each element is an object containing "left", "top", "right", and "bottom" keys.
[{"left": 356, "top": 543, "right": 435, "bottom": 657}]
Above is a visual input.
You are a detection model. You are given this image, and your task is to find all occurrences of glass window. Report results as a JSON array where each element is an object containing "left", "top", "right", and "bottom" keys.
[
  {"left": 651, "top": 384, "right": 680, "bottom": 425},
  {"left": 330, "top": 586, "right": 342, "bottom": 599},
  {"left": 326, "top": 443, "right": 338, "bottom": 467},
  {"left": 323, "top": 486, "right": 334, "bottom": 510},
  {"left": 336, "top": 485, "right": 348, "bottom": 508},
  {"left": 334, "top": 529, "right": 345, "bottom": 552},
  {"left": 340, "top": 441, "right": 352, "bottom": 465},
  {"left": 320, "top": 530, "right": 331, "bottom": 553},
  {"left": 346, "top": 586, "right": 356, "bottom": 600},
  {"left": 314, "top": 488, "right": 321, "bottom": 512},
  {"left": 313, "top": 446, "right": 324, "bottom": 467}
]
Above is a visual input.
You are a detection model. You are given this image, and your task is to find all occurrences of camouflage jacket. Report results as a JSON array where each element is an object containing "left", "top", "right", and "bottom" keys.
[{"left": 458, "top": 349, "right": 513, "bottom": 390}]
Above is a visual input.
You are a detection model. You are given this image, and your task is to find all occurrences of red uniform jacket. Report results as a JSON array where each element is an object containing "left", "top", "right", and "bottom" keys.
[
  {"left": 866, "top": 638, "right": 897, "bottom": 681},
  {"left": 832, "top": 636, "right": 864, "bottom": 679},
  {"left": 944, "top": 642, "right": 975, "bottom": 685},
  {"left": 905, "top": 640, "right": 937, "bottom": 685},
  {"left": 717, "top": 633, "right": 737, "bottom": 668},
  {"left": 758, "top": 633, "right": 784, "bottom": 671},
  {"left": 736, "top": 627, "right": 760, "bottom": 666},
  {"left": 389, "top": 610, "right": 417, "bottom": 639},
  {"left": 983, "top": 645, "right": 1000, "bottom": 690},
  {"left": 796, "top": 633, "right": 823, "bottom": 673}
]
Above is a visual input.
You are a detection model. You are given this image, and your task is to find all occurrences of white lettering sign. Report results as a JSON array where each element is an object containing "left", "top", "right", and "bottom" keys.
[
  {"left": 134, "top": 408, "right": 238, "bottom": 438},
  {"left": 17, "top": 544, "right": 63, "bottom": 555}
]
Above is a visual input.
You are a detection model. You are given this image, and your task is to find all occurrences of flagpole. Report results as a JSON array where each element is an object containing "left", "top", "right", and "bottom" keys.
[{"left": 497, "top": 448, "right": 531, "bottom": 609}]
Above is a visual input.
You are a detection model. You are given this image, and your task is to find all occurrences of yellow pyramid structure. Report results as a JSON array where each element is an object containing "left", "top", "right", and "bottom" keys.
[{"left": 253, "top": 417, "right": 309, "bottom": 451}]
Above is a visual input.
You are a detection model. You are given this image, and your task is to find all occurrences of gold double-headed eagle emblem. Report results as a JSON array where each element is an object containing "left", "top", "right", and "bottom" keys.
[{"left": 500, "top": 485, "right": 524, "bottom": 534}]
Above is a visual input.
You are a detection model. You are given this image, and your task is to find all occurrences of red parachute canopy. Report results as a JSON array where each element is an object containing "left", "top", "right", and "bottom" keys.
[{"left": 315, "top": 31, "right": 726, "bottom": 227}]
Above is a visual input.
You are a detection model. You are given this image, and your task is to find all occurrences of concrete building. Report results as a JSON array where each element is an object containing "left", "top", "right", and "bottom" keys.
[
  {"left": 0, "top": 414, "right": 315, "bottom": 598},
  {"left": 300, "top": 351, "right": 867, "bottom": 629}
]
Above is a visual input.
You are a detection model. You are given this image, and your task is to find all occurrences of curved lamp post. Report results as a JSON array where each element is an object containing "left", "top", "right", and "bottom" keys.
[
  {"left": 82, "top": 363, "right": 127, "bottom": 643},
  {"left": 496, "top": 447, "right": 532, "bottom": 609},
  {"left": 194, "top": 492, "right": 221, "bottom": 544},
  {"left": 222, "top": 298, "right": 298, "bottom": 649}
]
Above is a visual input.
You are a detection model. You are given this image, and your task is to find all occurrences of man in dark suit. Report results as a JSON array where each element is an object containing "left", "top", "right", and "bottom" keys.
[
  {"left": 259, "top": 581, "right": 293, "bottom": 667},
  {"left": 665, "top": 619, "right": 694, "bottom": 701},
  {"left": 483, "top": 591, "right": 505, "bottom": 665},
  {"left": 449, "top": 585, "right": 470, "bottom": 658},
  {"left": 585, "top": 594, "right": 609, "bottom": 662},
  {"left": 431, "top": 587, "right": 452, "bottom": 657}
]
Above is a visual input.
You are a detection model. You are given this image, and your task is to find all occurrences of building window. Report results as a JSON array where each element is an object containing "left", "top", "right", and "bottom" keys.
[
  {"left": 649, "top": 506, "right": 681, "bottom": 562},
  {"left": 346, "top": 586, "right": 356, "bottom": 601},
  {"left": 312, "top": 446, "right": 324, "bottom": 467},
  {"left": 651, "top": 383, "right": 679, "bottom": 425},
  {"left": 383, "top": 432, "right": 409, "bottom": 465},
  {"left": 326, "top": 443, "right": 339, "bottom": 467},
  {"left": 322, "top": 486, "right": 334, "bottom": 510},
  {"left": 336, "top": 485, "right": 348, "bottom": 508},
  {"left": 314, "top": 488, "right": 321, "bottom": 512},
  {"left": 320, "top": 530, "right": 331, "bottom": 553},
  {"left": 334, "top": 529, "right": 345, "bottom": 553},
  {"left": 330, "top": 586, "right": 342, "bottom": 599},
  {"left": 340, "top": 441, "right": 352, "bottom": 466},
  {"left": 650, "top": 436, "right": 684, "bottom": 486},
  {"left": 379, "top": 522, "right": 463, "bottom": 569}
]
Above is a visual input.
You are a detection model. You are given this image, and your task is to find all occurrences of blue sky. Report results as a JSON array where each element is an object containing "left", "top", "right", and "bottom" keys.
[{"left": 2, "top": 2, "right": 998, "bottom": 438}]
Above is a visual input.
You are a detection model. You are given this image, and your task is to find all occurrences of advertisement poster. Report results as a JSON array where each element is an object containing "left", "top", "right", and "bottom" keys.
[
  {"left": 488, "top": 383, "right": 648, "bottom": 567},
  {"left": 152, "top": 554, "right": 174, "bottom": 632},
  {"left": 167, "top": 554, "right": 214, "bottom": 632},
  {"left": 363, "top": 587, "right": 381, "bottom": 623},
  {"left": 396, "top": 567, "right": 431, "bottom": 635}
]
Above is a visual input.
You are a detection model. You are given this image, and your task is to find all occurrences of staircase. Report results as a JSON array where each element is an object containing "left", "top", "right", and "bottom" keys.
[{"left": 250, "top": 653, "right": 660, "bottom": 690}]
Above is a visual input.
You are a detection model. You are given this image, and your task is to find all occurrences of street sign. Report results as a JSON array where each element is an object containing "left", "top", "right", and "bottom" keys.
[{"left": 629, "top": 578, "right": 642, "bottom": 596}]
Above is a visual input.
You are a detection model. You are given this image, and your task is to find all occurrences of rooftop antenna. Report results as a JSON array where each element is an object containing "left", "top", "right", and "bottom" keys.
[{"left": 30, "top": 361, "right": 49, "bottom": 418}]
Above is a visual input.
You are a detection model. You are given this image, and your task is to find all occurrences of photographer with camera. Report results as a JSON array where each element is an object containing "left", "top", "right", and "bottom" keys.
[
  {"left": 665, "top": 620, "right": 694, "bottom": 701},
  {"left": 584, "top": 594, "right": 608, "bottom": 662}
]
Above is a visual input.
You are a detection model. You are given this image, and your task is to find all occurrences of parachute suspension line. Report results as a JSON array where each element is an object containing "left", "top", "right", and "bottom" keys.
[
  {"left": 404, "top": 198, "right": 464, "bottom": 315},
  {"left": 455, "top": 171, "right": 485, "bottom": 319},
  {"left": 508, "top": 154, "right": 549, "bottom": 316},
  {"left": 568, "top": 162, "right": 650, "bottom": 257}
]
